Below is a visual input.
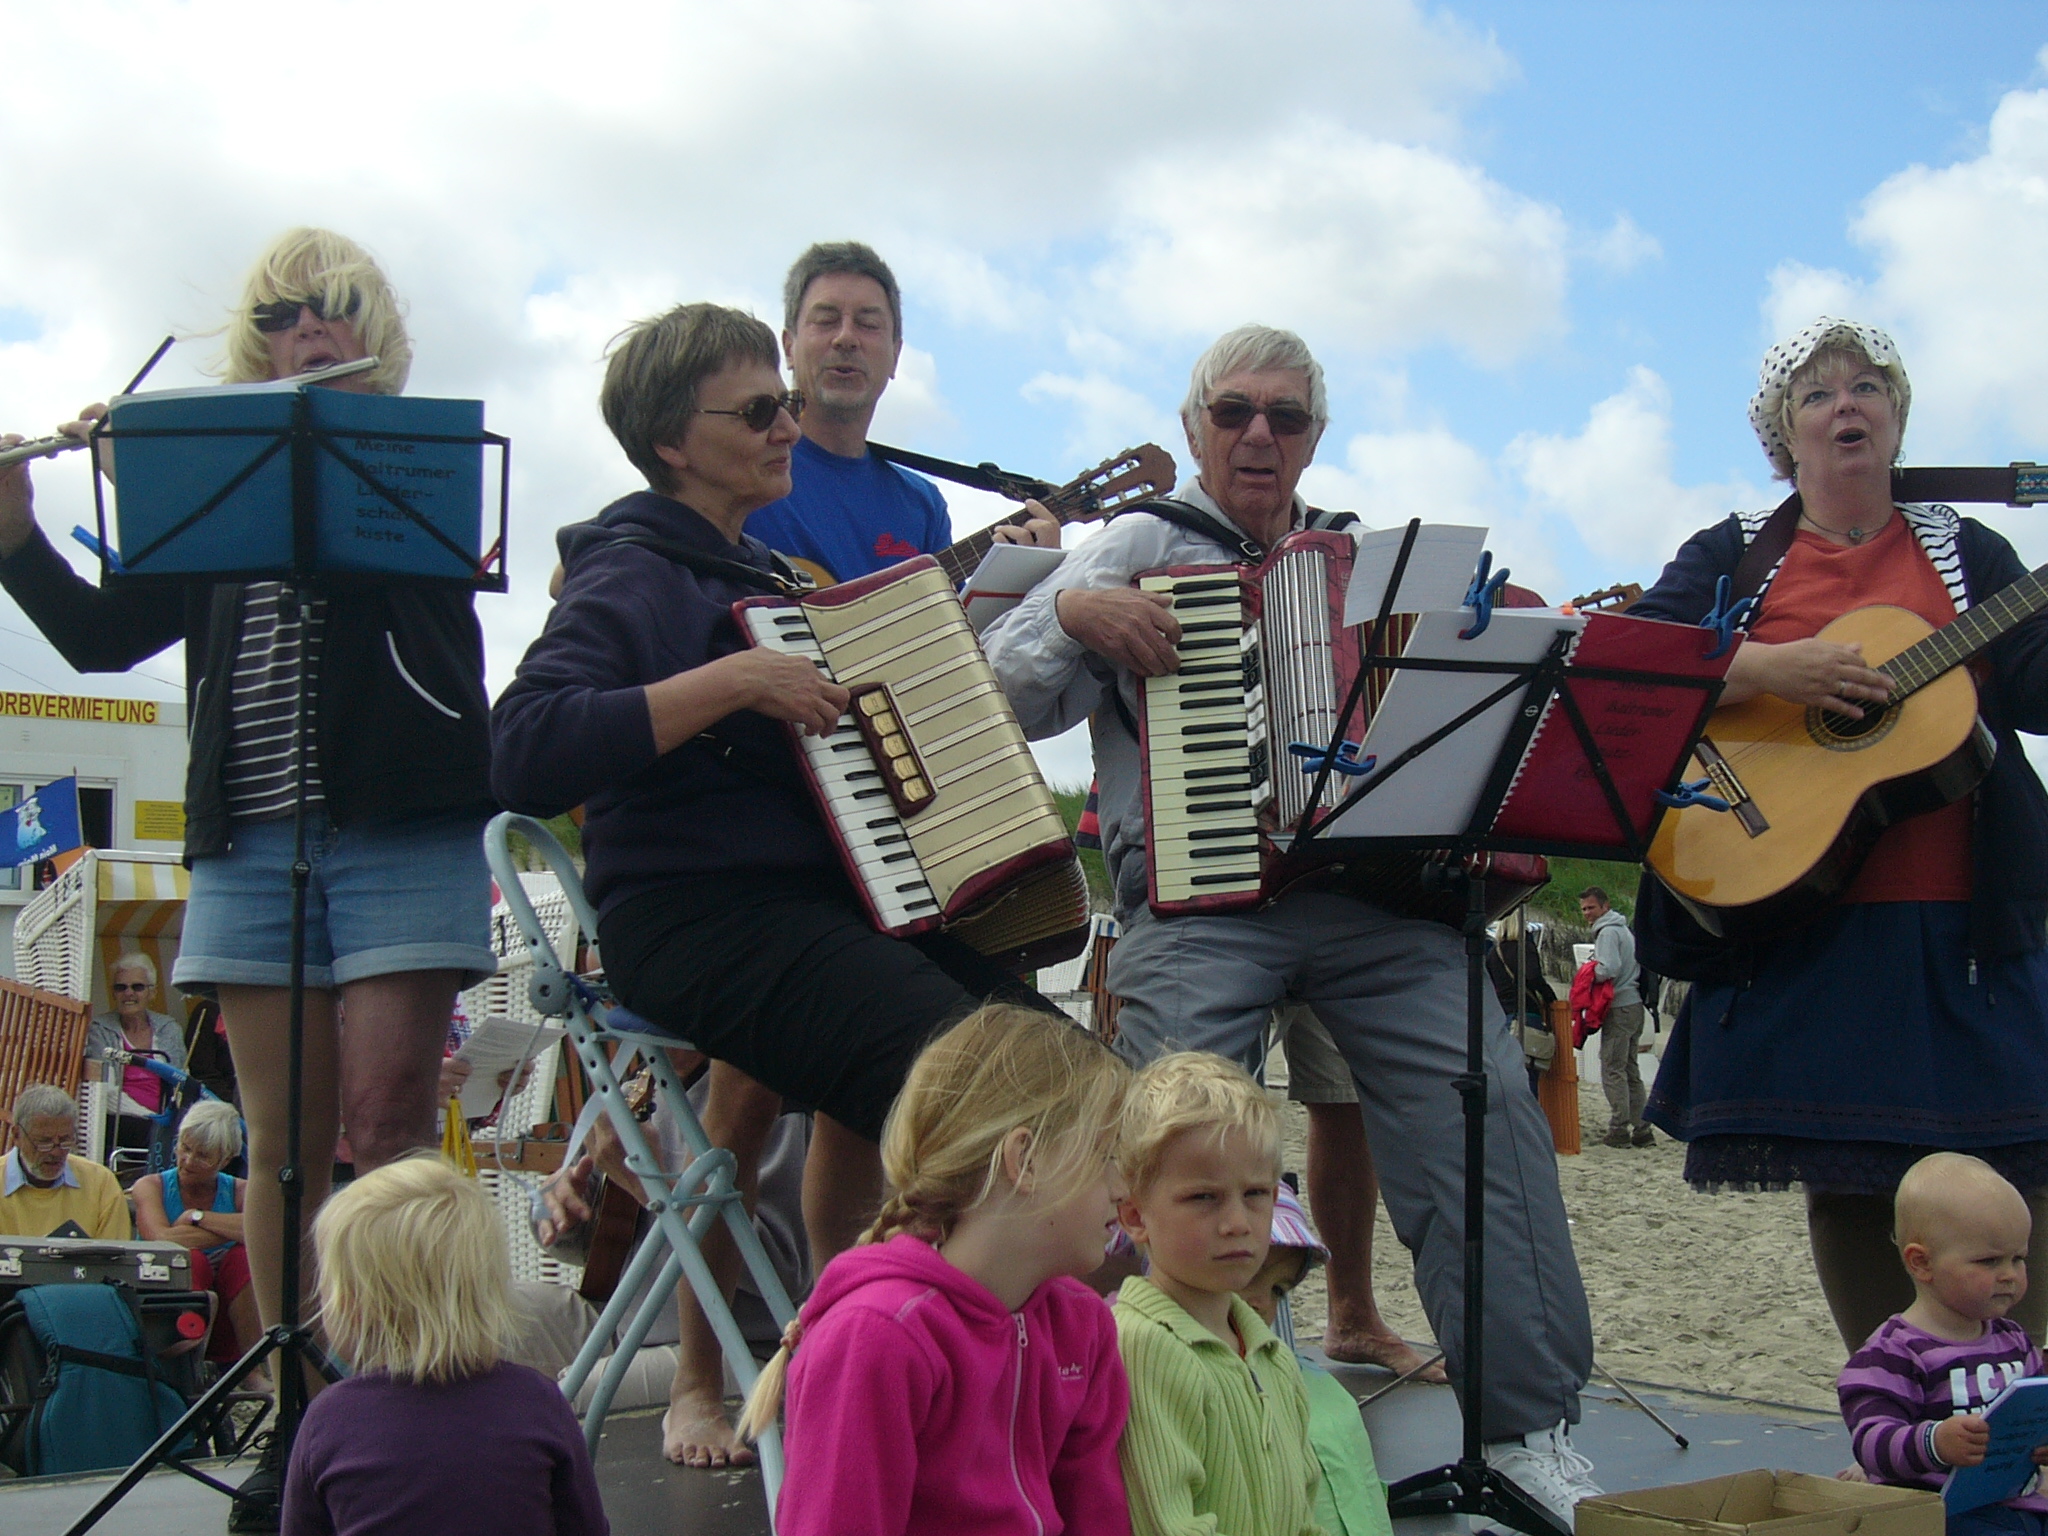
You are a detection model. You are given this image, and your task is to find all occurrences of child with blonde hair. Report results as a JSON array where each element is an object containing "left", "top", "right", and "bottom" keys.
[
  {"left": 1114, "top": 1051, "right": 1325, "bottom": 1536},
  {"left": 282, "top": 1154, "right": 607, "bottom": 1536},
  {"left": 1839, "top": 1152, "right": 2048, "bottom": 1536},
  {"left": 738, "top": 1004, "right": 1134, "bottom": 1536}
]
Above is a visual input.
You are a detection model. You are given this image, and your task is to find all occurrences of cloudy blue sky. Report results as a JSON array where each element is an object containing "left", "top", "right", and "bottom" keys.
[{"left": 4, "top": 1, "right": 2048, "bottom": 785}]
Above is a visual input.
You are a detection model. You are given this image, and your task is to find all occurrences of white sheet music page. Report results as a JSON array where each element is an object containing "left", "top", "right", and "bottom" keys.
[
  {"left": 1321, "top": 607, "right": 1585, "bottom": 839},
  {"left": 1342, "top": 524, "right": 1488, "bottom": 629}
]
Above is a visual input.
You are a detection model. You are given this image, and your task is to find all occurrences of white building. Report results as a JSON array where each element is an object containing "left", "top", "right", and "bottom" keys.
[{"left": 0, "top": 688, "right": 187, "bottom": 975}]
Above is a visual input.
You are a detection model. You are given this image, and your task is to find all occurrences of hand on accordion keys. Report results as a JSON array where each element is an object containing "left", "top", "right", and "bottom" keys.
[
  {"left": 1055, "top": 585, "right": 1183, "bottom": 677},
  {"left": 647, "top": 647, "right": 851, "bottom": 753}
]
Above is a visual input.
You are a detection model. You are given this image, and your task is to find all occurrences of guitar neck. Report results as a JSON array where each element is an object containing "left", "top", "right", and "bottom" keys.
[
  {"left": 934, "top": 512, "right": 1032, "bottom": 587},
  {"left": 1888, "top": 562, "right": 2048, "bottom": 698}
]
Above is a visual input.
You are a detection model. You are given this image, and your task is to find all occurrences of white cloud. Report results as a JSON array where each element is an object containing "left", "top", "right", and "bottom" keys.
[
  {"left": 1505, "top": 366, "right": 1762, "bottom": 579},
  {"left": 1020, "top": 373, "right": 1187, "bottom": 470},
  {"left": 1091, "top": 122, "right": 1573, "bottom": 366},
  {"left": 1584, "top": 214, "right": 1663, "bottom": 275}
]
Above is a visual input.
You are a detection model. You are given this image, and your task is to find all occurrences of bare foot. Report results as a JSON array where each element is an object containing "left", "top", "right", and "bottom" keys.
[
  {"left": 662, "top": 1388, "right": 759, "bottom": 1470},
  {"left": 1322, "top": 1328, "right": 1450, "bottom": 1383}
]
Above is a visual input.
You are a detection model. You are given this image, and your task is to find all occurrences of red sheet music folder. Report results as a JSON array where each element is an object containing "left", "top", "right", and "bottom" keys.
[{"left": 1488, "top": 612, "right": 1730, "bottom": 851}]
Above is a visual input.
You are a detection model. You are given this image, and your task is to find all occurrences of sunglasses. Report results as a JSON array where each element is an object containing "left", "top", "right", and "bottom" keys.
[
  {"left": 112, "top": 982, "right": 150, "bottom": 993},
  {"left": 1207, "top": 396, "right": 1316, "bottom": 437},
  {"left": 252, "top": 292, "right": 361, "bottom": 334},
  {"left": 698, "top": 390, "right": 805, "bottom": 433}
]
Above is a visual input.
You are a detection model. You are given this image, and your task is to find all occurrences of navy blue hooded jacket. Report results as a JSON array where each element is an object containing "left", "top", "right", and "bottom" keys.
[
  {"left": 489, "top": 490, "right": 834, "bottom": 915},
  {"left": 1630, "top": 505, "right": 2048, "bottom": 982}
]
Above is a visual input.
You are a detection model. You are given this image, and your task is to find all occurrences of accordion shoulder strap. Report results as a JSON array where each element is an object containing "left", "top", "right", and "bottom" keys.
[
  {"left": 571, "top": 528, "right": 812, "bottom": 596},
  {"left": 1130, "top": 498, "right": 1358, "bottom": 558}
]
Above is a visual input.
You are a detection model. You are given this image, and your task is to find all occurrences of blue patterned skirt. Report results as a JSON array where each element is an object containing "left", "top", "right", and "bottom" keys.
[{"left": 1645, "top": 901, "right": 2048, "bottom": 1194}]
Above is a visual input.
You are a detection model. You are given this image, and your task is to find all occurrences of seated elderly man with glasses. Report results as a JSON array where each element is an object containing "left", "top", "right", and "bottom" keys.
[
  {"left": 982, "top": 322, "right": 1603, "bottom": 1529},
  {"left": 0, "top": 1084, "right": 131, "bottom": 1240}
]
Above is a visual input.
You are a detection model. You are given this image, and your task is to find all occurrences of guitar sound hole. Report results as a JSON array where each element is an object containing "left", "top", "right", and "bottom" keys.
[{"left": 1807, "top": 701, "right": 1898, "bottom": 749}]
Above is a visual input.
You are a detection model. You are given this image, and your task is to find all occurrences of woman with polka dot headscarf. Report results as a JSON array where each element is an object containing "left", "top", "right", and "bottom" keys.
[{"left": 1630, "top": 317, "right": 2048, "bottom": 1356}]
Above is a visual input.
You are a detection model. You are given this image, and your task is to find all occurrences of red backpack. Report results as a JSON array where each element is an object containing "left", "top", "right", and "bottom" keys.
[{"left": 1569, "top": 960, "right": 1613, "bottom": 1050}]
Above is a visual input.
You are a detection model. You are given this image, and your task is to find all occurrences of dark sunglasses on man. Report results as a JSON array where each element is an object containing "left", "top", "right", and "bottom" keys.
[
  {"left": 1207, "top": 395, "right": 1315, "bottom": 437},
  {"left": 252, "top": 292, "right": 362, "bottom": 333},
  {"left": 698, "top": 390, "right": 806, "bottom": 433}
]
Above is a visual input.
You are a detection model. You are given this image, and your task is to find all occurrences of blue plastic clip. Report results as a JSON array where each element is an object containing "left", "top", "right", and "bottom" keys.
[
  {"left": 1288, "top": 740, "right": 1376, "bottom": 777},
  {"left": 1655, "top": 777, "right": 1731, "bottom": 813},
  {"left": 1698, "top": 574, "right": 1756, "bottom": 660},
  {"left": 70, "top": 525, "right": 125, "bottom": 574},
  {"left": 1459, "top": 551, "right": 1511, "bottom": 639}
]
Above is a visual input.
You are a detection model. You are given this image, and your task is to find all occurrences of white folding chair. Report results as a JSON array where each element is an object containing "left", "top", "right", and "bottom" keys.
[{"left": 484, "top": 813, "right": 795, "bottom": 1527}]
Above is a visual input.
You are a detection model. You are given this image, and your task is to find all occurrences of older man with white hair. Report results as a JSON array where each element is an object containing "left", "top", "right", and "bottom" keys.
[
  {"left": 0, "top": 1084, "right": 130, "bottom": 1239},
  {"left": 983, "top": 323, "right": 1600, "bottom": 1525}
]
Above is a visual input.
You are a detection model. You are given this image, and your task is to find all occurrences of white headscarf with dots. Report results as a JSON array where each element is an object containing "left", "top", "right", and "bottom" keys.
[{"left": 1749, "top": 317, "right": 1911, "bottom": 481}]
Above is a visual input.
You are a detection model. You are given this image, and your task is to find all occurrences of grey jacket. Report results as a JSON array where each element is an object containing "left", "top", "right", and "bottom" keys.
[
  {"left": 86, "top": 1010, "right": 187, "bottom": 1072},
  {"left": 1589, "top": 908, "right": 1640, "bottom": 1008},
  {"left": 983, "top": 483, "right": 1315, "bottom": 922}
]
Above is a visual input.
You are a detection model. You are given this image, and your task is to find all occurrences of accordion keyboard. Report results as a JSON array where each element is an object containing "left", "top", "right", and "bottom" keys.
[
  {"left": 1138, "top": 571, "right": 1267, "bottom": 906},
  {"left": 741, "top": 606, "right": 943, "bottom": 931}
]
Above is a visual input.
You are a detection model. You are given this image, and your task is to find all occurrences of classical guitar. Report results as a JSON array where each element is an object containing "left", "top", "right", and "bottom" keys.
[
  {"left": 574, "top": 1068, "right": 658, "bottom": 1306},
  {"left": 785, "top": 443, "right": 1176, "bottom": 589},
  {"left": 1646, "top": 562, "right": 2048, "bottom": 936}
]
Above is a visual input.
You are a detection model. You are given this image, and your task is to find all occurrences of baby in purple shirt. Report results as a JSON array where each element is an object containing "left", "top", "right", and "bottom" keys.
[
  {"left": 1839, "top": 1153, "right": 2048, "bottom": 1536},
  {"left": 283, "top": 1155, "right": 608, "bottom": 1536}
]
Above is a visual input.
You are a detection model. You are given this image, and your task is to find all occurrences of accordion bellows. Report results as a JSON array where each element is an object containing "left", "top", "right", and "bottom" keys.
[{"left": 736, "top": 557, "right": 1090, "bottom": 970}]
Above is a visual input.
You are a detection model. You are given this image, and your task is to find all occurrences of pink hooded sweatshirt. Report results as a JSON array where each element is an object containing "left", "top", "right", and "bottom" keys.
[{"left": 778, "top": 1232, "right": 1131, "bottom": 1536}]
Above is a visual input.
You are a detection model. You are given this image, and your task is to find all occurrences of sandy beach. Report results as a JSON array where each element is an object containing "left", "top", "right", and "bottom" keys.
[{"left": 1281, "top": 1041, "right": 1847, "bottom": 1417}]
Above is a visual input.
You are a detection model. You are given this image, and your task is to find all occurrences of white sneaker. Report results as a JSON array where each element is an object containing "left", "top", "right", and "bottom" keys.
[{"left": 1484, "top": 1422, "right": 1603, "bottom": 1531}]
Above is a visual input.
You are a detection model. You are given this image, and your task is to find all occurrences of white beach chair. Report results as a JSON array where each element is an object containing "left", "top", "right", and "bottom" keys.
[{"left": 483, "top": 813, "right": 795, "bottom": 1528}]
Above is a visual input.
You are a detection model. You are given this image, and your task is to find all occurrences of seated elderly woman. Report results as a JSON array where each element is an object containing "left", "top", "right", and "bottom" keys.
[
  {"left": 85, "top": 951, "right": 189, "bottom": 1154},
  {"left": 131, "top": 1099, "right": 266, "bottom": 1386},
  {"left": 492, "top": 303, "right": 1054, "bottom": 1454},
  {"left": 1635, "top": 317, "right": 2048, "bottom": 1353}
]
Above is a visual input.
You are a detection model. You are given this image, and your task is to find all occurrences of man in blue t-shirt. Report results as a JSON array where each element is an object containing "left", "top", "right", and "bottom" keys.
[{"left": 748, "top": 241, "right": 1054, "bottom": 582}]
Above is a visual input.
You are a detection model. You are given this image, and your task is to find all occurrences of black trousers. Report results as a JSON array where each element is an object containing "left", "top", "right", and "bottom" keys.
[{"left": 599, "top": 868, "right": 1049, "bottom": 1142}]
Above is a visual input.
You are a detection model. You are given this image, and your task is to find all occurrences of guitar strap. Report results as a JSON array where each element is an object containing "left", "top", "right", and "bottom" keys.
[{"left": 1726, "top": 493, "right": 1805, "bottom": 612}]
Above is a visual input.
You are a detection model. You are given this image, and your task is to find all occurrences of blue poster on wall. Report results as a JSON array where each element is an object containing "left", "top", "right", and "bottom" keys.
[{"left": 2, "top": 776, "right": 82, "bottom": 867}]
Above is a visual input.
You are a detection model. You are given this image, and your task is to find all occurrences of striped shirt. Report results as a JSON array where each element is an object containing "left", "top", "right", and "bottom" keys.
[
  {"left": 1114, "top": 1276, "right": 1325, "bottom": 1536},
  {"left": 223, "top": 583, "right": 327, "bottom": 822},
  {"left": 1839, "top": 1314, "right": 2048, "bottom": 1509}
]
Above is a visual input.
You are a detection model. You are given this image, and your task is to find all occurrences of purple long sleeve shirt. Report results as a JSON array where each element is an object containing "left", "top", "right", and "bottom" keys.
[
  {"left": 281, "top": 1361, "right": 608, "bottom": 1536},
  {"left": 1839, "top": 1314, "right": 2048, "bottom": 1510}
]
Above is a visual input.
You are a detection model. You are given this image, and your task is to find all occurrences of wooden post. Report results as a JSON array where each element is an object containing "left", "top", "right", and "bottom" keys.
[{"left": 1539, "top": 998, "right": 1581, "bottom": 1154}]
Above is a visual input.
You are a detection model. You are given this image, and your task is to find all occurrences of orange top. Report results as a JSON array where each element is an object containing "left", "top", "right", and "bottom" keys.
[{"left": 1747, "top": 513, "right": 1974, "bottom": 903}]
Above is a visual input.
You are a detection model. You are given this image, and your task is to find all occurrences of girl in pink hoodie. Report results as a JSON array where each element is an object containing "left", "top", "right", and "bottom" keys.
[{"left": 739, "top": 1003, "right": 1134, "bottom": 1536}]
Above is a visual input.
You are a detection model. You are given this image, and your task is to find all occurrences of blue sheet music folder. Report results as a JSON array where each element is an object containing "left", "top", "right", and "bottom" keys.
[{"left": 109, "top": 387, "right": 485, "bottom": 581}]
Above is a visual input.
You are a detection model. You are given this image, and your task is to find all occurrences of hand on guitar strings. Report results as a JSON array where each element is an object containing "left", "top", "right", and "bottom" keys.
[
  {"left": 990, "top": 497, "right": 1062, "bottom": 550},
  {"left": 1725, "top": 635, "right": 1894, "bottom": 719},
  {"left": 535, "top": 1117, "right": 642, "bottom": 1246},
  {"left": 1056, "top": 586, "right": 1183, "bottom": 677}
]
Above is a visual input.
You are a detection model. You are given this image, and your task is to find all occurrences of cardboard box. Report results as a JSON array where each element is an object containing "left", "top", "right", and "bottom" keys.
[{"left": 1576, "top": 1471, "right": 1941, "bottom": 1536}]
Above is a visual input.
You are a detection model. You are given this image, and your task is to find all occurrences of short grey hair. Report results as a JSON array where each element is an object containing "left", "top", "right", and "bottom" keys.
[
  {"left": 599, "top": 303, "right": 781, "bottom": 494},
  {"left": 1180, "top": 324, "right": 1329, "bottom": 441},
  {"left": 781, "top": 241, "right": 903, "bottom": 343},
  {"left": 178, "top": 1099, "right": 244, "bottom": 1163},
  {"left": 111, "top": 952, "right": 157, "bottom": 988},
  {"left": 13, "top": 1084, "right": 77, "bottom": 1129}
]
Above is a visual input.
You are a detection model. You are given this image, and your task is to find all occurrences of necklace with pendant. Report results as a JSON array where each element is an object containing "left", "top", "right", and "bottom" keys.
[{"left": 1802, "top": 512, "right": 1870, "bottom": 544}]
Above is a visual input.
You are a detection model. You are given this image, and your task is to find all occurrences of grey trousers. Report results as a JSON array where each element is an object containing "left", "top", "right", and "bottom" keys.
[
  {"left": 1599, "top": 1002, "right": 1648, "bottom": 1130},
  {"left": 1107, "top": 891, "right": 1593, "bottom": 1440}
]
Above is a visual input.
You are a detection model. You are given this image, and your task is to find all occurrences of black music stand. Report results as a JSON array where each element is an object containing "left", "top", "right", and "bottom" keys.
[
  {"left": 1287, "top": 522, "right": 1728, "bottom": 1536},
  {"left": 64, "top": 386, "right": 506, "bottom": 1535}
]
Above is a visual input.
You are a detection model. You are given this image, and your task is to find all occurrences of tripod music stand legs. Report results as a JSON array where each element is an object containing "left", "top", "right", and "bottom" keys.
[
  {"left": 66, "top": 583, "right": 337, "bottom": 1534},
  {"left": 1383, "top": 874, "right": 1573, "bottom": 1536}
]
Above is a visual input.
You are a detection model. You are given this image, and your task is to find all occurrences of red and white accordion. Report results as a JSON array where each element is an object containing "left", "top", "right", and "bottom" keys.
[
  {"left": 1135, "top": 529, "right": 1547, "bottom": 925},
  {"left": 736, "top": 557, "right": 1090, "bottom": 970}
]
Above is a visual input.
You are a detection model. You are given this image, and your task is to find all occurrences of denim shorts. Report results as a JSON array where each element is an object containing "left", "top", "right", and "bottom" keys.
[{"left": 173, "top": 809, "right": 496, "bottom": 993}]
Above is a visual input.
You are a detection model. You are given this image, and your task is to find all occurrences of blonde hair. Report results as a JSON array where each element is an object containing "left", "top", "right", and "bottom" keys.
[
  {"left": 1116, "top": 1051, "right": 1280, "bottom": 1198},
  {"left": 313, "top": 1153, "right": 514, "bottom": 1383},
  {"left": 218, "top": 228, "right": 412, "bottom": 394},
  {"left": 737, "top": 1004, "right": 1129, "bottom": 1442},
  {"left": 1776, "top": 339, "right": 1909, "bottom": 473},
  {"left": 177, "top": 1099, "right": 243, "bottom": 1163},
  {"left": 1895, "top": 1151, "right": 2029, "bottom": 1251}
]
